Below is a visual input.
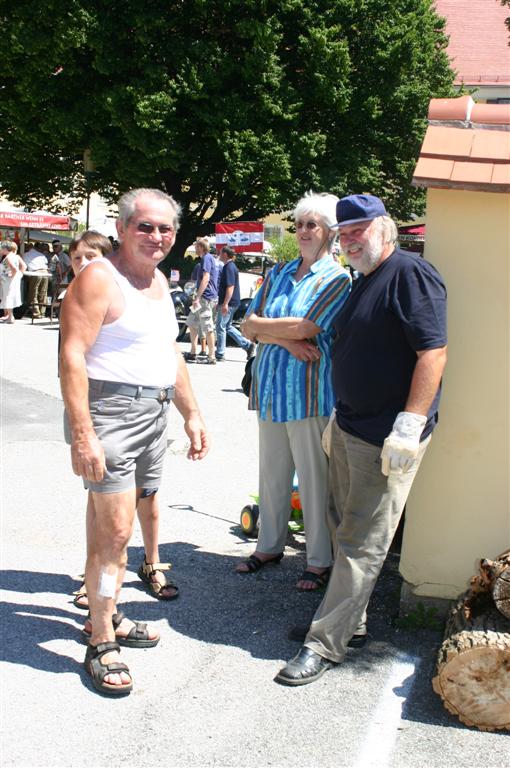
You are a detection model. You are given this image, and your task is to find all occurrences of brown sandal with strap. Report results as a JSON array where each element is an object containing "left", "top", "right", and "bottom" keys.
[
  {"left": 84, "top": 641, "right": 132, "bottom": 696},
  {"left": 137, "top": 558, "right": 179, "bottom": 600},
  {"left": 82, "top": 611, "right": 160, "bottom": 648},
  {"left": 72, "top": 579, "right": 89, "bottom": 610}
]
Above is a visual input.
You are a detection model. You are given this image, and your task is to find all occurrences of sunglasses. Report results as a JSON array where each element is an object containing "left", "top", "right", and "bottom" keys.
[
  {"left": 135, "top": 222, "right": 175, "bottom": 235},
  {"left": 296, "top": 220, "right": 321, "bottom": 231}
]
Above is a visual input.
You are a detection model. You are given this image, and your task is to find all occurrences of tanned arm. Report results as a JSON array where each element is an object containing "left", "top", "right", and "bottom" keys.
[
  {"left": 173, "top": 344, "right": 210, "bottom": 460},
  {"left": 59, "top": 263, "right": 113, "bottom": 483},
  {"left": 405, "top": 347, "right": 448, "bottom": 415}
]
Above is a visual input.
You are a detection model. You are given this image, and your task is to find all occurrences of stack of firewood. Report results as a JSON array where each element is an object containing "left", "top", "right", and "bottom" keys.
[{"left": 432, "top": 549, "right": 510, "bottom": 731}]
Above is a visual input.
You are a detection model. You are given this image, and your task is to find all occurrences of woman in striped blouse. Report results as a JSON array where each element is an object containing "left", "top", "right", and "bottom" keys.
[{"left": 236, "top": 192, "right": 351, "bottom": 591}]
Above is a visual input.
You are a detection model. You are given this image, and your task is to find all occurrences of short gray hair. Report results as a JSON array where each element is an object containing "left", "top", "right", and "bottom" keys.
[
  {"left": 293, "top": 191, "right": 339, "bottom": 230},
  {"left": 117, "top": 188, "right": 182, "bottom": 230},
  {"left": 373, "top": 216, "right": 398, "bottom": 245},
  {"left": 292, "top": 191, "right": 339, "bottom": 252},
  {"left": 0, "top": 240, "right": 17, "bottom": 252}
]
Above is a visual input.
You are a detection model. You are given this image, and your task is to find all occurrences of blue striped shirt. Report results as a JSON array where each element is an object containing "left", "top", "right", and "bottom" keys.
[{"left": 248, "top": 256, "right": 351, "bottom": 422}]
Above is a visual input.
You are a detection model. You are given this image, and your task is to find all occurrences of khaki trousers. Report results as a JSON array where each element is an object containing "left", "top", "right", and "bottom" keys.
[
  {"left": 257, "top": 413, "right": 332, "bottom": 568},
  {"left": 305, "top": 420, "right": 430, "bottom": 662},
  {"left": 26, "top": 274, "right": 48, "bottom": 314}
]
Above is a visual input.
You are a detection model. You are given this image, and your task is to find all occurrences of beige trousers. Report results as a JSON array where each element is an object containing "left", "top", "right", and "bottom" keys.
[
  {"left": 257, "top": 413, "right": 332, "bottom": 568},
  {"left": 305, "top": 420, "right": 430, "bottom": 662}
]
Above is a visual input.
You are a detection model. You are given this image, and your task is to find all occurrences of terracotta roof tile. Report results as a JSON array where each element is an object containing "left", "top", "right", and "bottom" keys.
[
  {"left": 428, "top": 95, "right": 473, "bottom": 122},
  {"left": 434, "top": 0, "right": 510, "bottom": 86},
  {"left": 421, "top": 125, "right": 473, "bottom": 158},
  {"left": 471, "top": 104, "right": 510, "bottom": 126},
  {"left": 471, "top": 130, "right": 510, "bottom": 162},
  {"left": 414, "top": 96, "right": 510, "bottom": 191},
  {"left": 491, "top": 164, "right": 510, "bottom": 186},
  {"left": 450, "top": 161, "right": 494, "bottom": 184},
  {"left": 414, "top": 157, "right": 455, "bottom": 180}
]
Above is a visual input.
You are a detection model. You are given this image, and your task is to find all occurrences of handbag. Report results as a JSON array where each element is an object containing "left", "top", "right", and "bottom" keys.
[
  {"left": 241, "top": 355, "right": 254, "bottom": 397},
  {"left": 240, "top": 262, "right": 286, "bottom": 397}
]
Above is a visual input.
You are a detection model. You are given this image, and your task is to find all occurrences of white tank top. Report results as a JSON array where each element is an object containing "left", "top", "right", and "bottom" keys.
[{"left": 85, "top": 258, "right": 178, "bottom": 386}]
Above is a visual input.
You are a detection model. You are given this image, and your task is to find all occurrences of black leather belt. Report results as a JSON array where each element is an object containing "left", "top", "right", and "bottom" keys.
[{"left": 89, "top": 379, "right": 175, "bottom": 403}]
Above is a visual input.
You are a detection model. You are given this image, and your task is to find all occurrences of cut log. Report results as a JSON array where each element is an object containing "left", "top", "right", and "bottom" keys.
[
  {"left": 465, "top": 549, "right": 510, "bottom": 621},
  {"left": 490, "top": 550, "right": 510, "bottom": 620},
  {"left": 432, "top": 591, "right": 510, "bottom": 731}
]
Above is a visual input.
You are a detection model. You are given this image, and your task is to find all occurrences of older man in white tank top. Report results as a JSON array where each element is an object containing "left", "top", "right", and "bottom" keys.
[{"left": 60, "top": 189, "right": 209, "bottom": 696}]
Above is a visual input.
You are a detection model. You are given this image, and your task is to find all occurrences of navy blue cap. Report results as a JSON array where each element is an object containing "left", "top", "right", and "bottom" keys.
[{"left": 333, "top": 194, "right": 387, "bottom": 228}]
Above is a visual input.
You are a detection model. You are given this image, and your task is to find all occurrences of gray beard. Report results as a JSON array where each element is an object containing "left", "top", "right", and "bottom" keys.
[{"left": 343, "top": 233, "right": 384, "bottom": 275}]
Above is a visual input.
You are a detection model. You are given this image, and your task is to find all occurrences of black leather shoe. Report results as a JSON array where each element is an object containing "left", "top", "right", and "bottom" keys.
[
  {"left": 288, "top": 624, "right": 368, "bottom": 648},
  {"left": 274, "top": 647, "right": 334, "bottom": 686}
]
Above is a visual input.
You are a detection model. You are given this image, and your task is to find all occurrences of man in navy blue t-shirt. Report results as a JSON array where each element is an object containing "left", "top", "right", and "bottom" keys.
[
  {"left": 215, "top": 246, "right": 255, "bottom": 361},
  {"left": 276, "top": 194, "right": 447, "bottom": 686}
]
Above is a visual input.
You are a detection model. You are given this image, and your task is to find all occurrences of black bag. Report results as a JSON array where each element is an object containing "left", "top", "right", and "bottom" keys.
[{"left": 241, "top": 356, "right": 254, "bottom": 397}]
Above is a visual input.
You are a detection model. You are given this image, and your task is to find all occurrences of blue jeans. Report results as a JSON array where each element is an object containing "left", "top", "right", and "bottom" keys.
[{"left": 215, "top": 306, "right": 251, "bottom": 358}]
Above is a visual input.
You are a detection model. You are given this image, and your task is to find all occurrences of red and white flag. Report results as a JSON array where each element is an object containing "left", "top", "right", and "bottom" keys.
[{"left": 215, "top": 221, "right": 264, "bottom": 252}]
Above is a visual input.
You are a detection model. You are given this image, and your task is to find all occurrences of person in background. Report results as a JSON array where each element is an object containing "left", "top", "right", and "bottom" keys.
[
  {"left": 275, "top": 194, "right": 447, "bottom": 686},
  {"left": 184, "top": 237, "right": 218, "bottom": 364},
  {"left": 190, "top": 252, "right": 208, "bottom": 359},
  {"left": 237, "top": 192, "right": 351, "bottom": 591},
  {"left": 0, "top": 240, "right": 26, "bottom": 324},
  {"left": 23, "top": 241, "right": 49, "bottom": 317},
  {"left": 52, "top": 239, "right": 72, "bottom": 287},
  {"left": 215, "top": 245, "right": 256, "bottom": 362}
]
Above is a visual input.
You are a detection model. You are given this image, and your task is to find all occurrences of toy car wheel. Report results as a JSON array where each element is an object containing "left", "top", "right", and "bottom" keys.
[{"left": 240, "top": 504, "right": 260, "bottom": 537}]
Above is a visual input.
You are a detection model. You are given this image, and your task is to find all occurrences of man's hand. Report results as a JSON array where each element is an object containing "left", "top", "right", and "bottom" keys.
[
  {"left": 71, "top": 431, "right": 106, "bottom": 483},
  {"left": 381, "top": 411, "right": 427, "bottom": 476},
  {"left": 183, "top": 414, "right": 210, "bottom": 461},
  {"left": 221, "top": 303, "right": 229, "bottom": 316}
]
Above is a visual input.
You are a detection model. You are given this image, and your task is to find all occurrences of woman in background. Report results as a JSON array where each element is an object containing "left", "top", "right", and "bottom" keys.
[{"left": 0, "top": 240, "right": 26, "bottom": 324}]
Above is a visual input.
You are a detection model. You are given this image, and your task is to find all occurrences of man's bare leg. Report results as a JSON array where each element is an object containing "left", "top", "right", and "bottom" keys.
[
  {"left": 137, "top": 491, "right": 178, "bottom": 598},
  {"left": 85, "top": 488, "right": 136, "bottom": 687},
  {"left": 189, "top": 328, "right": 199, "bottom": 356},
  {"left": 206, "top": 329, "right": 216, "bottom": 360}
]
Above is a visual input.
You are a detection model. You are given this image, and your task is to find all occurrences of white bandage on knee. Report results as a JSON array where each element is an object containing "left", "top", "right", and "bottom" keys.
[{"left": 97, "top": 567, "right": 118, "bottom": 599}]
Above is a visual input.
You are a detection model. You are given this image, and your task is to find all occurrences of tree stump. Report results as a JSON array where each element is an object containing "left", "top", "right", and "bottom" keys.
[{"left": 432, "top": 592, "right": 510, "bottom": 731}]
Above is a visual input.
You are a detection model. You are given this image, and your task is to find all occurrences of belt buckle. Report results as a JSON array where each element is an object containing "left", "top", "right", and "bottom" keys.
[{"left": 157, "top": 388, "right": 168, "bottom": 403}]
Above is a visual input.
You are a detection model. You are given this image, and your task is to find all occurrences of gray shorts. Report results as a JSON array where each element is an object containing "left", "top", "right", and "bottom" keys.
[
  {"left": 185, "top": 298, "right": 216, "bottom": 334},
  {"left": 64, "top": 384, "right": 171, "bottom": 494}
]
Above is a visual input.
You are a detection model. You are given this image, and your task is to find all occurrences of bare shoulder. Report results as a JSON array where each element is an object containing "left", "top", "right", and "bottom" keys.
[{"left": 65, "top": 260, "right": 116, "bottom": 306}]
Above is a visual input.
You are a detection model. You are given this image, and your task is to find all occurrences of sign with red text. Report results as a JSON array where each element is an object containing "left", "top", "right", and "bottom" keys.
[
  {"left": 215, "top": 221, "right": 264, "bottom": 252},
  {"left": 0, "top": 210, "right": 74, "bottom": 230}
]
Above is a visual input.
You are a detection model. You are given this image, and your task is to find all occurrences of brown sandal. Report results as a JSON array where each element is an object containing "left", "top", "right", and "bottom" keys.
[
  {"left": 84, "top": 641, "right": 132, "bottom": 696},
  {"left": 137, "top": 559, "right": 179, "bottom": 600},
  {"left": 82, "top": 611, "right": 160, "bottom": 648},
  {"left": 72, "top": 579, "right": 89, "bottom": 610}
]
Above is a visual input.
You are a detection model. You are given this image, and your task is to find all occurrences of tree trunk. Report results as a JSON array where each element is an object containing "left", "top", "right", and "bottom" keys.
[{"left": 432, "top": 592, "right": 510, "bottom": 731}]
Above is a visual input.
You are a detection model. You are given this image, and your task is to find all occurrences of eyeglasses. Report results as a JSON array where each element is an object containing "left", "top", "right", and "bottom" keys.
[
  {"left": 296, "top": 220, "right": 321, "bottom": 231},
  {"left": 135, "top": 222, "right": 175, "bottom": 235}
]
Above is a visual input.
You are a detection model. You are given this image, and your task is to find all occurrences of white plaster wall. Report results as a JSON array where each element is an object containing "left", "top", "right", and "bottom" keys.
[{"left": 400, "top": 188, "right": 510, "bottom": 598}]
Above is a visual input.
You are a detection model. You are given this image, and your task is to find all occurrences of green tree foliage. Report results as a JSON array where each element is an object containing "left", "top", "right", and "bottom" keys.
[
  {"left": 268, "top": 232, "right": 299, "bottom": 263},
  {"left": 1, "top": 0, "right": 455, "bottom": 261}
]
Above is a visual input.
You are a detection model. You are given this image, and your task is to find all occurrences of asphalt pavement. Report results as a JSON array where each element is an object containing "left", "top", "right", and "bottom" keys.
[{"left": 1, "top": 318, "right": 508, "bottom": 768}]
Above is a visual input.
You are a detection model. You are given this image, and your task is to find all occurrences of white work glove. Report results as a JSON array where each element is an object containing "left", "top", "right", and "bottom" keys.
[{"left": 381, "top": 411, "right": 427, "bottom": 476}]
